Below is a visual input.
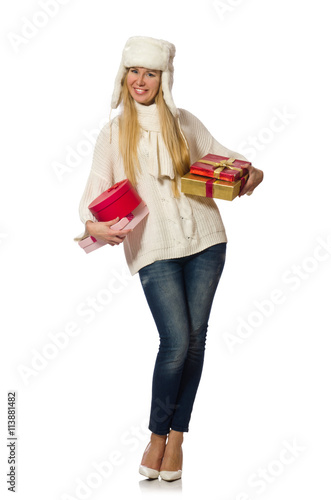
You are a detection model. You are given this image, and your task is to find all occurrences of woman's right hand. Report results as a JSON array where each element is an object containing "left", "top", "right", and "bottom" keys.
[{"left": 85, "top": 218, "right": 132, "bottom": 246}]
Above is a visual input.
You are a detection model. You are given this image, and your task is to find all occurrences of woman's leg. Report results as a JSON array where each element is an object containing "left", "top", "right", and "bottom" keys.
[
  {"left": 138, "top": 243, "right": 226, "bottom": 473},
  {"left": 140, "top": 432, "right": 167, "bottom": 472},
  {"left": 170, "top": 243, "right": 226, "bottom": 432},
  {"left": 139, "top": 258, "right": 192, "bottom": 435},
  {"left": 160, "top": 243, "right": 226, "bottom": 475},
  {"left": 160, "top": 429, "right": 184, "bottom": 475},
  {"left": 139, "top": 243, "right": 226, "bottom": 435}
]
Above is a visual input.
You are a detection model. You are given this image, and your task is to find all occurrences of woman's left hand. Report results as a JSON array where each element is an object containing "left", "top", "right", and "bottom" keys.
[{"left": 239, "top": 165, "right": 264, "bottom": 197}]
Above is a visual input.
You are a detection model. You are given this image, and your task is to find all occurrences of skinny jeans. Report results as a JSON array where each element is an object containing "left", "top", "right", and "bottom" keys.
[{"left": 138, "top": 243, "right": 226, "bottom": 435}]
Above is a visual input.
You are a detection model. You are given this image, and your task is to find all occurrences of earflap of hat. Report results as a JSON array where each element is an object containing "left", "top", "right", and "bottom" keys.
[
  {"left": 161, "top": 70, "right": 178, "bottom": 117},
  {"left": 111, "top": 57, "right": 127, "bottom": 110}
]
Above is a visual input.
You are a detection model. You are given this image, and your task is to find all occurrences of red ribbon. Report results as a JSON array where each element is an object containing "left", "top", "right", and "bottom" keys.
[
  {"left": 206, "top": 176, "right": 247, "bottom": 198},
  {"left": 107, "top": 181, "right": 122, "bottom": 192},
  {"left": 206, "top": 178, "right": 216, "bottom": 197},
  {"left": 240, "top": 176, "right": 247, "bottom": 190}
]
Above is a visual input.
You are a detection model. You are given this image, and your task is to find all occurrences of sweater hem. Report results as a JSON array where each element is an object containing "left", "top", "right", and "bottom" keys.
[{"left": 127, "top": 231, "right": 227, "bottom": 275}]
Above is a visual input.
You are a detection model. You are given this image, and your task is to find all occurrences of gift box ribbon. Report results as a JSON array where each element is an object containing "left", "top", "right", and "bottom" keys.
[
  {"left": 206, "top": 179, "right": 215, "bottom": 197},
  {"left": 197, "top": 157, "right": 244, "bottom": 176},
  {"left": 107, "top": 181, "right": 122, "bottom": 192},
  {"left": 205, "top": 176, "right": 247, "bottom": 197}
]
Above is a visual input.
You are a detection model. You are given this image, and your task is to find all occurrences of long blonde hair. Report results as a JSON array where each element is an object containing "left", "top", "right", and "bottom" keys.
[{"left": 118, "top": 70, "right": 190, "bottom": 197}]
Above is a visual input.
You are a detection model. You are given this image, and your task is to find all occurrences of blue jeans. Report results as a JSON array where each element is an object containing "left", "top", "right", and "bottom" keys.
[{"left": 138, "top": 243, "right": 226, "bottom": 435}]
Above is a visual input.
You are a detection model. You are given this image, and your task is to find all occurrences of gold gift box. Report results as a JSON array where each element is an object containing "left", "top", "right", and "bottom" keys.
[{"left": 181, "top": 173, "right": 248, "bottom": 201}]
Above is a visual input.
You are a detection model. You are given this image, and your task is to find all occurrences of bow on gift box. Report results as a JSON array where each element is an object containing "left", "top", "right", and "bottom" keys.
[
  {"left": 197, "top": 157, "right": 245, "bottom": 176},
  {"left": 107, "top": 181, "right": 123, "bottom": 192}
]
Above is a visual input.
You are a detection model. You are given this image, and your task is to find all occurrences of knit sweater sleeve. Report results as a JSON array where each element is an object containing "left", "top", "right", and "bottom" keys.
[
  {"left": 178, "top": 108, "right": 248, "bottom": 163},
  {"left": 78, "top": 122, "right": 116, "bottom": 225}
]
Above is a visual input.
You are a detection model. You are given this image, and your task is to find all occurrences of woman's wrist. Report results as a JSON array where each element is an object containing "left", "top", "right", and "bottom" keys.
[{"left": 86, "top": 220, "right": 94, "bottom": 233}]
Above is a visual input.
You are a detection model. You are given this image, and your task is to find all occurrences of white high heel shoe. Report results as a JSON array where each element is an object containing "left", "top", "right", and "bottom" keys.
[
  {"left": 159, "top": 469, "right": 182, "bottom": 481},
  {"left": 139, "top": 464, "right": 160, "bottom": 479},
  {"left": 160, "top": 445, "right": 183, "bottom": 481}
]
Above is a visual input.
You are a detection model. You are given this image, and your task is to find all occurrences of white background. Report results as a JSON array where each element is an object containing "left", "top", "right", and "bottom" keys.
[{"left": 1, "top": 1, "right": 330, "bottom": 499}]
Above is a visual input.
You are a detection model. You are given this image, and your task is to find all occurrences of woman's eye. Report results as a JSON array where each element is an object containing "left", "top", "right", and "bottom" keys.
[{"left": 130, "top": 69, "right": 156, "bottom": 77}]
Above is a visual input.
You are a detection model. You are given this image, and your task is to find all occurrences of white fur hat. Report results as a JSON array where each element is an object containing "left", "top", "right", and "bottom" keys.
[{"left": 110, "top": 36, "right": 178, "bottom": 118}]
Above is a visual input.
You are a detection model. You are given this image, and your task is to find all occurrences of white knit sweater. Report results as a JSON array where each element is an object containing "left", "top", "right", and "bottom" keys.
[{"left": 78, "top": 102, "right": 247, "bottom": 275}]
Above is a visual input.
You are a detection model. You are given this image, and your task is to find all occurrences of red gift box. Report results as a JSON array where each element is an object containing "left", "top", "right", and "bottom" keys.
[
  {"left": 190, "top": 154, "right": 250, "bottom": 182},
  {"left": 88, "top": 179, "right": 142, "bottom": 222},
  {"left": 78, "top": 201, "right": 149, "bottom": 254},
  {"left": 78, "top": 179, "right": 148, "bottom": 254}
]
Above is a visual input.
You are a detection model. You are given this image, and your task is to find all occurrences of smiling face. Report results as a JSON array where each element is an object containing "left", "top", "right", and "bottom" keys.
[{"left": 126, "top": 67, "right": 161, "bottom": 106}]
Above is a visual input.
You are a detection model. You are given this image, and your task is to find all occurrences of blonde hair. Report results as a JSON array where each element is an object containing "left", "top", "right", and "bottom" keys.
[{"left": 118, "top": 70, "right": 190, "bottom": 197}]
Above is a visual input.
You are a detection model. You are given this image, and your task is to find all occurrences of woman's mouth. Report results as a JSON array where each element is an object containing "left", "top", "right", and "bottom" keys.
[{"left": 134, "top": 88, "right": 148, "bottom": 95}]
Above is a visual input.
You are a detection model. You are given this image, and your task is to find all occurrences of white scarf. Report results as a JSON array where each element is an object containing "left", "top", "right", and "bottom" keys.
[{"left": 135, "top": 101, "right": 176, "bottom": 179}]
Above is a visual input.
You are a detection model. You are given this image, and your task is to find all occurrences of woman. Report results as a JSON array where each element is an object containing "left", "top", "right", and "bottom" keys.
[{"left": 77, "top": 36, "right": 263, "bottom": 481}]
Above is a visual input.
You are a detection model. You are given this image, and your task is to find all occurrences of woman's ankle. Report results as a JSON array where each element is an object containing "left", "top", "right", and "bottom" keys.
[
  {"left": 150, "top": 432, "right": 167, "bottom": 443},
  {"left": 167, "top": 430, "right": 184, "bottom": 445}
]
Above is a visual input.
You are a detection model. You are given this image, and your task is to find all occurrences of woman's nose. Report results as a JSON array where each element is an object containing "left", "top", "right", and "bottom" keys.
[{"left": 136, "top": 73, "right": 145, "bottom": 86}]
